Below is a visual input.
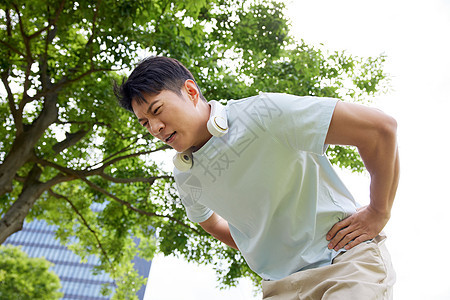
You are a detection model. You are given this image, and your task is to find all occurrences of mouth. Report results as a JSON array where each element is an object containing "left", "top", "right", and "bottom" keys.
[{"left": 165, "top": 131, "right": 176, "bottom": 143}]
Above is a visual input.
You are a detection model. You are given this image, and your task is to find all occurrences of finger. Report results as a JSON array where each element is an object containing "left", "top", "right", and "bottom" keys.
[
  {"left": 334, "top": 230, "right": 361, "bottom": 251},
  {"left": 327, "top": 225, "right": 353, "bottom": 249},
  {"left": 344, "top": 235, "right": 369, "bottom": 250},
  {"left": 327, "top": 217, "right": 351, "bottom": 241}
]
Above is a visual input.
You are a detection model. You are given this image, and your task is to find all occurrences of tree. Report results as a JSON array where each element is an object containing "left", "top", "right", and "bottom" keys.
[
  {"left": 0, "top": 0, "right": 389, "bottom": 295},
  {"left": 0, "top": 245, "right": 62, "bottom": 299}
]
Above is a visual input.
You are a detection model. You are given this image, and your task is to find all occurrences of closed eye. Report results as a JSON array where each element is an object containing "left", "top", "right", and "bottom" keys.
[
  {"left": 142, "top": 121, "right": 148, "bottom": 127},
  {"left": 153, "top": 105, "right": 162, "bottom": 114}
]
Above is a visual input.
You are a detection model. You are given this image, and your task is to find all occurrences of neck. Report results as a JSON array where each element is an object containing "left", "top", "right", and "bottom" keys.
[{"left": 191, "top": 101, "right": 212, "bottom": 152}]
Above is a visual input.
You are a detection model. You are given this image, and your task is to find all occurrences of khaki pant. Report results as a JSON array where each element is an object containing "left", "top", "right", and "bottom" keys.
[{"left": 262, "top": 233, "right": 396, "bottom": 300}]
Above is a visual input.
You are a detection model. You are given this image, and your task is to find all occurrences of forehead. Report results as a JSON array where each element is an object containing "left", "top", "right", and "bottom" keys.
[
  {"left": 131, "top": 95, "right": 150, "bottom": 111},
  {"left": 131, "top": 91, "right": 160, "bottom": 113}
]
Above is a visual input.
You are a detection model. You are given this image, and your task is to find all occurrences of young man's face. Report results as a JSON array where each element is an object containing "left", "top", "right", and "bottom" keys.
[{"left": 131, "top": 81, "right": 211, "bottom": 153}]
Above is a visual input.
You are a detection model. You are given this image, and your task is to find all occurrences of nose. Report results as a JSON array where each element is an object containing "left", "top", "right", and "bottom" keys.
[{"left": 147, "top": 118, "right": 164, "bottom": 136}]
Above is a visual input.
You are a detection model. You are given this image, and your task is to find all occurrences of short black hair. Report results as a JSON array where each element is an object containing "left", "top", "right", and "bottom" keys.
[{"left": 114, "top": 56, "right": 205, "bottom": 113}]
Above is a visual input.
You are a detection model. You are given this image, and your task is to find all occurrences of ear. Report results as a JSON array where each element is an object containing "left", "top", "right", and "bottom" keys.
[{"left": 184, "top": 79, "right": 200, "bottom": 104}]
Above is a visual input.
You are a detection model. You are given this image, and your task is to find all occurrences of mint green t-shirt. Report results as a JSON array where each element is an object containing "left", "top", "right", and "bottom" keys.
[{"left": 174, "top": 93, "right": 358, "bottom": 281}]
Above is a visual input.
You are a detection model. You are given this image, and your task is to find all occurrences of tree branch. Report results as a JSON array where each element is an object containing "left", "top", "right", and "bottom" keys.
[
  {"left": 38, "top": 5, "right": 59, "bottom": 93},
  {"left": 14, "top": 174, "right": 26, "bottom": 183},
  {"left": 1, "top": 9, "right": 23, "bottom": 134},
  {"left": 52, "top": 129, "right": 90, "bottom": 155},
  {"left": 13, "top": 171, "right": 68, "bottom": 188},
  {"left": 98, "top": 173, "right": 172, "bottom": 184},
  {"left": 97, "top": 145, "right": 171, "bottom": 171},
  {"left": 11, "top": 3, "right": 32, "bottom": 60},
  {"left": 87, "top": 141, "right": 135, "bottom": 169},
  {"left": 28, "top": 0, "right": 66, "bottom": 40},
  {"left": 29, "top": 67, "right": 114, "bottom": 102},
  {"left": 30, "top": 147, "right": 171, "bottom": 182},
  {"left": 33, "top": 154, "right": 172, "bottom": 187},
  {"left": 48, "top": 188, "right": 114, "bottom": 271},
  {"left": 20, "top": 60, "right": 34, "bottom": 116},
  {"left": 42, "top": 173, "right": 75, "bottom": 190},
  {"left": 87, "top": 135, "right": 159, "bottom": 169},
  {"left": 85, "top": 0, "right": 102, "bottom": 49},
  {"left": 1, "top": 72, "right": 22, "bottom": 134},
  {"left": 11, "top": 3, "right": 26, "bottom": 40},
  {"left": 81, "top": 178, "right": 201, "bottom": 235},
  {"left": 1, "top": 9, "right": 23, "bottom": 57},
  {"left": 55, "top": 120, "right": 128, "bottom": 141},
  {"left": 0, "top": 40, "right": 25, "bottom": 57},
  {"left": 6, "top": 7, "right": 12, "bottom": 37},
  {"left": 11, "top": 4, "right": 36, "bottom": 122}
]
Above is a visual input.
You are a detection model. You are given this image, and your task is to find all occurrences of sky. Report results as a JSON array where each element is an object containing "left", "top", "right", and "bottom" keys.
[{"left": 144, "top": 0, "right": 450, "bottom": 299}]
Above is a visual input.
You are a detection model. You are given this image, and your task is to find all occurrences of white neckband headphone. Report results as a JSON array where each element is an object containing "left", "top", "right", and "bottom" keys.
[
  {"left": 173, "top": 100, "right": 228, "bottom": 171},
  {"left": 173, "top": 100, "right": 228, "bottom": 172}
]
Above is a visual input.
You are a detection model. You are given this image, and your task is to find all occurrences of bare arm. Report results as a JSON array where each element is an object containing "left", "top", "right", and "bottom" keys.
[
  {"left": 325, "top": 101, "right": 399, "bottom": 251},
  {"left": 199, "top": 212, "right": 238, "bottom": 250}
]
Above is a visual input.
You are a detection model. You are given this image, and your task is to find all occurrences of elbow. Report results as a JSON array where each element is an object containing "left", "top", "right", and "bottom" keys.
[
  {"left": 359, "top": 114, "right": 397, "bottom": 152},
  {"left": 365, "top": 114, "right": 397, "bottom": 155},
  {"left": 379, "top": 114, "right": 397, "bottom": 140}
]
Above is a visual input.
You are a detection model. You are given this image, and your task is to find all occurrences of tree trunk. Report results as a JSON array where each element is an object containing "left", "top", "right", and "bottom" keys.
[
  {"left": 0, "top": 164, "right": 70, "bottom": 244},
  {"left": 0, "top": 94, "right": 58, "bottom": 196},
  {"left": 0, "top": 164, "right": 45, "bottom": 243},
  {"left": 0, "top": 91, "right": 60, "bottom": 243}
]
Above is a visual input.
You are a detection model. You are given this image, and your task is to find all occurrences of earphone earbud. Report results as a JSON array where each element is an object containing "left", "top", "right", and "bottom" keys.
[
  {"left": 173, "top": 100, "right": 228, "bottom": 171},
  {"left": 207, "top": 100, "right": 229, "bottom": 137},
  {"left": 173, "top": 151, "right": 193, "bottom": 172}
]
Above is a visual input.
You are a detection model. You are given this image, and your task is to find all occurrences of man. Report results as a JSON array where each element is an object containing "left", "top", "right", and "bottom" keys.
[{"left": 116, "top": 56, "right": 399, "bottom": 299}]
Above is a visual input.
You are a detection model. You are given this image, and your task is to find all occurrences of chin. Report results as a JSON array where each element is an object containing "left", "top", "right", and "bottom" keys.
[{"left": 172, "top": 144, "right": 188, "bottom": 153}]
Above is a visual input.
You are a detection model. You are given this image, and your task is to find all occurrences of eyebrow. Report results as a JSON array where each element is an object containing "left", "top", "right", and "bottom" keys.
[{"left": 138, "top": 100, "right": 160, "bottom": 123}]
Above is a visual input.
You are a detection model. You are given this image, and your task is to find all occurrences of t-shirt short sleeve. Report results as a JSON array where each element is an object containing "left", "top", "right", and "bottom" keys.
[
  {"left": 174, "top": 169, "right": 214, "bottom": 223},
  {"left": 264, "top": 93, "right": 339, "bottom": 155},
  {"left": 184, "top": 202, "right": 214, "bottom": 223}
]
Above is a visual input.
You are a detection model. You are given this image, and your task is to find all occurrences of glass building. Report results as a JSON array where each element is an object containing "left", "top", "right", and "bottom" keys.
[{"left": 4, "top": 219, "right": 151, "bottom": 299}]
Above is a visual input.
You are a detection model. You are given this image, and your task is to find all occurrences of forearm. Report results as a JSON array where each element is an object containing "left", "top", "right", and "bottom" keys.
[
  {"left": 208, "top": 224, "right": 238, "bottom": 250},
  {"left": 200, "top": 213, "right": 238, "bottom": 250},
  {"left": 367, "top": 148, "right": 399, "bottom": 216},
  {"left": 359, "top": 119, "right": 399, "bottom": 216}
]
